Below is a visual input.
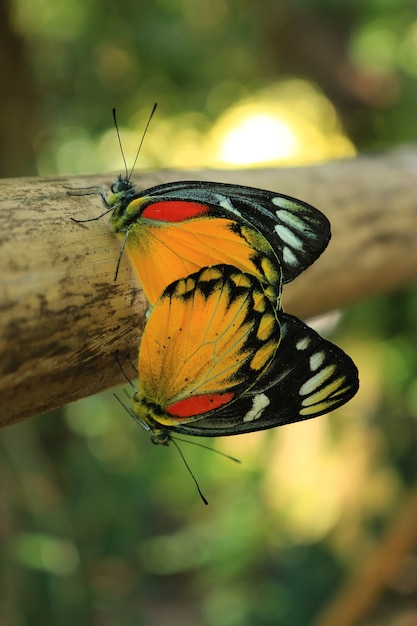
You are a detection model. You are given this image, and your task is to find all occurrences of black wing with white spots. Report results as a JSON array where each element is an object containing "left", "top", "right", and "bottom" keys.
[{"left": 168, "top": 312, "right": 359, "bottom": 437}]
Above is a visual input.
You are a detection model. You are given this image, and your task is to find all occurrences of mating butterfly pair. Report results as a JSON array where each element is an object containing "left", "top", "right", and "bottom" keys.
[
  {"left": 72, "top": 169, "right": 358, "bottom": 447},
  {"left": 103, "top": 174, "right": 358, "bottom": 437}
]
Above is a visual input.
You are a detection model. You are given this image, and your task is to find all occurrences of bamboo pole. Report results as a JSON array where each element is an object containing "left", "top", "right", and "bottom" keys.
[{"left": 1, "top": 146, "right": 417, "bottom": 426}]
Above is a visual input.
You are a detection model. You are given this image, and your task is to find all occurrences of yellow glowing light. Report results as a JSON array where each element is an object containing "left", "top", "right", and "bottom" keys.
[
  {"left": 218, "top": 113, "right": 299, "bottom": 165},
  {"left": 206, "top": 81, "right": 356, "bottom": 168}
]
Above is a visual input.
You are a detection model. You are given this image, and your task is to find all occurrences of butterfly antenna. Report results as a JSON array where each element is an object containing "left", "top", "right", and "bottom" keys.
[
  {"left": 170, "top": 438, "right": 208, "bottom": 506},
  {"left": 114, "top": 393, "right": 151, "bottom": 435},
  {"left": 172, "top": 436, "right": 241, "bottom": 464},
  {"left": 115, "top": 350, "right": 136, "bottom": 390},
  {"left": 114, "top": 392, "right": 132, "bottom": 415},
  {"left": 128, "top": 103, "right": 158, "bottom": 181},
  {"left": 112, "top": 108, "right": 129, "bottom": 180}
]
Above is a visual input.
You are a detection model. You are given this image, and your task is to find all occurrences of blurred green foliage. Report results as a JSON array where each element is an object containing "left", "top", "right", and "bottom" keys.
[
  {"left": 2, "top": 1, "right": 417, "bottom": 625},
  {"left": 4, "top": 0, "right": 417, "bottom": 175}
]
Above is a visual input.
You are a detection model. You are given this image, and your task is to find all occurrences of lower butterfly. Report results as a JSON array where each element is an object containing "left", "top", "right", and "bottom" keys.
[{"left": 130, "top": 264, "right": 359, "bottom": 445}]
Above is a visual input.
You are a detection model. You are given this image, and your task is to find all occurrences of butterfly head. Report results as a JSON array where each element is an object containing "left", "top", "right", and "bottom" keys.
[
  {"left": 111, "top": 174, "right": 133, "bottom": 195},
  {"left": 108, "top": 174, "right": 137, "bottom": 210},
  {"left": 149, "top": 429, "right": 171, "bottom": 446}
]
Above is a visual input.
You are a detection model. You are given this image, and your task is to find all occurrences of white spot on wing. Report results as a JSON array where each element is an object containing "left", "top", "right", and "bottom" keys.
[
  {"left": 299, "top": 366, "right": 335, "bottom": 396},
  {"left": 243, "top": 393, "right": 270, "bottom": 422},
  {"left": 296, "top": 337, "right": 310, "bottom": 351},
  {"left": 301, "top": 375, "right": 346, "bottom": 409},
  {"left": 310, "top": 351, "right": 325, "bottom": 371},
  {"left": 274, "top": 224, "right": 303, "bottom": 249},
  {"left": 282, "top": 246, "right": 298, "bottom": 266},
  {"left": 218, "top": 195, "right": 237, "bottom": 213},
  {"left": 274, "top": 207, "right": 305, "bottom": 231},
  {"left": 272, "top": 197, "right": 298, "bottom": 211}
]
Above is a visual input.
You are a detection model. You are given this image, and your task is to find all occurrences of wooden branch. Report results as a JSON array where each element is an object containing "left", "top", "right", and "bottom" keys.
[{"left": 1, "top": 146, "right": 417, "bottom": 426}]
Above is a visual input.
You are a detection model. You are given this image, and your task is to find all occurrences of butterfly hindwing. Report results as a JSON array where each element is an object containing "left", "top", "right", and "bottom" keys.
[{"left": 165, "top": 312, "right": 359, "bottom": 437}]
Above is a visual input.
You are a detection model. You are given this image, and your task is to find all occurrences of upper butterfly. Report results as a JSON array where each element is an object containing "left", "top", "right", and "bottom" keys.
[
  {"left": 70, "top": 107, "right": 330, "bottom": 309},
  {"left": 109, "top": 178, "right": 330, "bottom": 309}
]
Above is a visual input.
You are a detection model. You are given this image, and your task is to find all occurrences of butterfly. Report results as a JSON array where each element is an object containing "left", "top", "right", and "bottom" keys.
[
  {"left": 108, "top": 179, "right": 331, "bottom": 309},
  {"left": 130, "top": 264, "right": 359, "bottom": 445},
  {"left": 70, "top": 109, "right": 330, "bottom": 309}
]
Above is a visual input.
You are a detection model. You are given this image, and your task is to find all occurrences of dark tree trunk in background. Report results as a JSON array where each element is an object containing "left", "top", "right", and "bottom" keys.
[{"left": 0, "top": 0, "right": 40, "bottom": 176}]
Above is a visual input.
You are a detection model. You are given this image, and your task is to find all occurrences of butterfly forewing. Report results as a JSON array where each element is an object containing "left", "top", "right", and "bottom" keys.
[
  {"left": 134, "top": 265, "right": 281, "bottom": 428},
  {"left": 168, "top": 312, "right": 359, "bottom": 436}
]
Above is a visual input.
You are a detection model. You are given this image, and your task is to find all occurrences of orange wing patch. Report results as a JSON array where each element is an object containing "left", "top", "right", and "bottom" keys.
[
  {"left": 124, "top": 217, "right": 282, "bottom": 306},
  {"left": 134, "top": 265, "right": 281, "bottom": 427}
]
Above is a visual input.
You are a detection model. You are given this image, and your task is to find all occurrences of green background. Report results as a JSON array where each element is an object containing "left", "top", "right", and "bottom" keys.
[{"left": 2, "top": 1, "right": 417, "bottom": 624}]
